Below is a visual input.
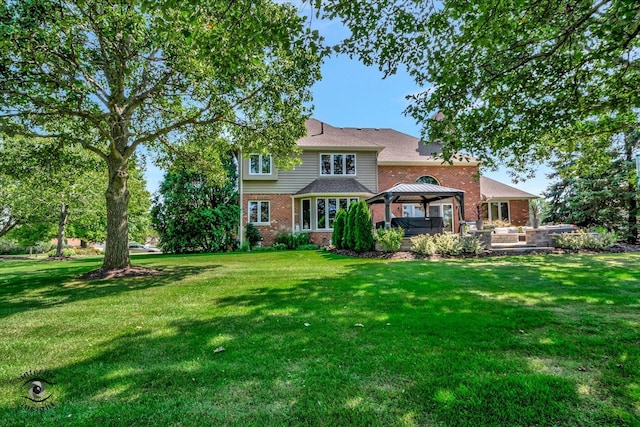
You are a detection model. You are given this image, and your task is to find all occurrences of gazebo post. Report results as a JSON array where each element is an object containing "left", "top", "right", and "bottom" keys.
[
  {"left": 384, "top": 192, "right": 393, "bottom": 229},
  {"left": 456, "top": 193, "right": 465, "bottom": 235}
]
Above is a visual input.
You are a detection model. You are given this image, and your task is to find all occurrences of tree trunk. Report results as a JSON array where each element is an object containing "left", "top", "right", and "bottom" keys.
[
  {"left": 102, "top": 157, "right": 131, "bottom": 269},
  {"left": 55, "top": 202, "right": 69, "bottom": 257}
]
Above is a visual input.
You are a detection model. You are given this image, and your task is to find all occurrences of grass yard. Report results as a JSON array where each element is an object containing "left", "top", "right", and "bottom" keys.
[{"left": 0, "top": 251, "right": 639, "bottom": 426}]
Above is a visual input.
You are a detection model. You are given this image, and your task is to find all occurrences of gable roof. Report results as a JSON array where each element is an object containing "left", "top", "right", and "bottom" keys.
[
  {"left": 303, "top": 119, "right": 477, "bottom": 165},
  {"left": 297, "top": 119, "right": 383, "bottom": 151},
  {"left": 480, "top": 176, "right": 539, "bottom": 200}
]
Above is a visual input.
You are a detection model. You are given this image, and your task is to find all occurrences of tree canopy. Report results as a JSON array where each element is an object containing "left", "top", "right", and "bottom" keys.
[
  {"left": 544, "top": 130, "right": 638, "bottom": 241},
  {"left": 316, "top": 0, "right": 639, "bottom": 175},
  {"left": 0, "top": 0, "right": 323, "bottom": 272},
  {"left": 0, "top": 137, "right": 152, "bottom": 251}
]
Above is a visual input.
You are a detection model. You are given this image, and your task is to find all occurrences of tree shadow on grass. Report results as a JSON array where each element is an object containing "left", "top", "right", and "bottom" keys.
[
  {"left": 1, "top": 253, "right": 638, "bottom": 425},
  {"left": 0, "top": 259, "right": 223, "bottom": 320}
]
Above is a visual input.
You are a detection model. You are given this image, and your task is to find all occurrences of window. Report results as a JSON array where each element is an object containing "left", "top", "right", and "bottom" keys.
[
  {"left": 428, "top": 203, "right": 453, "bottom": 232},
  {"left": 403, "top": 204, "right": 425, "bottom": 217},
  {"left": 416, "top": 175, "right": 440, "bottom": 185},
  {"left": 302, "top": 199, "right": 311, "bottom": 230},
  {"left": 249, "top": 154, "right": 272, "bottom": 175},
  {"left": 314, "top": 197, "right": 358, "bottom": 229},
  {"left": 248, "top": 201, "right": 270, "bottom": 224},
  {"left": 483, "top": 202, "right": 510, "bottom": 223},
  {"left": 316, "top": 199, "right": 326, "bottom": 229},
  {"left": 320, "top": 154, "right": 356, "bottom": 176}
]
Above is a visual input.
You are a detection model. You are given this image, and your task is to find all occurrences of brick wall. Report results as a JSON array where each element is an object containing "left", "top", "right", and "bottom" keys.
[
  {"left": 376, "top": 165, "right": 482, "bottom": 229},
  {"left": 509, "top": 200, "right": 530, "bottom": 226},
  {"left": 243, "top": 194, "right": 293, "bottom": 246}
]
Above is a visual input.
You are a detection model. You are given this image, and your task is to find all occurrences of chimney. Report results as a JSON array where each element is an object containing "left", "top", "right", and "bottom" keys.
[{"left": 321, "top": 121, "right": 324, "bottom": 135}]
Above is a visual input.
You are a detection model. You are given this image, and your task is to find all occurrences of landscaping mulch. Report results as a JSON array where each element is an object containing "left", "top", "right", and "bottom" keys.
[{"left": 332, "top": 243, "right": 640, "bottom": 260}]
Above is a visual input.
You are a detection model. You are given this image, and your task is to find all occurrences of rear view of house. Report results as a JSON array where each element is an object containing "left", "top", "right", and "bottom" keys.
[{"left": 240, "top": 119, "right": 536, "bottom": 246}]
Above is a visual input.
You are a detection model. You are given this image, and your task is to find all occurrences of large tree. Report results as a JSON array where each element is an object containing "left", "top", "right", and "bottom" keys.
[
  {"left": 151, "top": 153, "right": 239, "bottom": 254},
  {"left": 0, "top": 0, "right": 322, "bottom": 273},
  {"left": 316, "top": 0, "right": 639, "bottom": 174}
]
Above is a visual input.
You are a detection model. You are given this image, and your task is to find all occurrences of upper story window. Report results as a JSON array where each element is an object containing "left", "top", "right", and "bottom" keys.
[
  {"left": 321, "top": 154, "right": 356, "bottom": 176},
  {"left": 416, "top": 175, "right": 440, "bottom": 185},
  {"left": 249, "top": 154, "right": 272, "bottom": 175}
]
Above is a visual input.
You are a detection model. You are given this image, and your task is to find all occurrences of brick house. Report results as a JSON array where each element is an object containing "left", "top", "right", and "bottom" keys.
[{"left": 240, "top": 119, "right": 537, "bottom": 246}]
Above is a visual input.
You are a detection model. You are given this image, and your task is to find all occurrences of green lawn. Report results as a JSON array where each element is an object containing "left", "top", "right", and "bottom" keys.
[{"left": 0, "top": 251, "right": 639, "bottom": 426}]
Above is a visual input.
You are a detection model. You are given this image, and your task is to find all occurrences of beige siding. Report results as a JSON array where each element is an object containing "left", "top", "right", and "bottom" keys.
[{"left": 243, "top": 150, "right": 378, "bottom": 194}]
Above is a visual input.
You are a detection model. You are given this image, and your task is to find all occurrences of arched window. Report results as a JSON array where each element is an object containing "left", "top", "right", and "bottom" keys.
[{"left": 416, "top": 175, "right": 440, "bottom": 185}]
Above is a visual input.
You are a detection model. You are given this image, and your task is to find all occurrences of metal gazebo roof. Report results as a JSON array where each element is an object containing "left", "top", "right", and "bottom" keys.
[
  {"left": 366, "top": 183, "right": 465, "bottom": 205},
  {"left": 365, "top": 183, "right": 466, "bottom": 233}
]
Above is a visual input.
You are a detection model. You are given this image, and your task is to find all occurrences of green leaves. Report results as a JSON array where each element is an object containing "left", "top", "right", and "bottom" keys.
[
  {"left": 1, "top": 0, "right": 324, "bottom": 268},
  {"left": 151, "top": 154, "right": 239, "bottom": 254},
  {"left": 318, "top": 0, "right": 639, "bottom": 175}
]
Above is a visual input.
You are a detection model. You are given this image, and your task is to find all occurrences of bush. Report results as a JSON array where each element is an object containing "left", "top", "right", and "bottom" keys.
[
  {"left": 353, "top": 201, "right": 375, "bottom": 252},
  {"left": 74, "top": 247, "right": 103, "bottom": 256},
  {"left": 343, "top": 203, "right": 357, "bottom": 250},
  {"left": 250, "top": 245, "right": 276, "bottom": 253},
  {"left": 375, "top": 227, "right": 404, "bottom": 252},
  {"left": 433, "top": 233, "right": 463, "bottom": 256},
  {"left": 272, "top": 243, "right": 288, "bottom": 251},
  {"left": 410, "top": 234, "right": 437, "bottom": 256},
  {"left": 0, "top": 239, "right": 27, "bottom": 255},
  {"left": 332, "top": 209, "right": 347, "bottom": 249},
  {"left": 553, "top": 229, "right": 617, "bottom": 251},
  {"left": 461, "top": 235, "right": 485, "bottom": 256},
  {"left": 245, "top": 223, "right": 262, "bottom": 249},
  {"left": 274, "top": 231, "right": 311, "bottom": 250},
  {"left": 47, "top": 248, "right": 75, "bottom": 257},
  {"left": 237, "top": 242, "right": 251, "bottom": 252},
  {"left": 410, "top": 233, "right": 484, "bottom": 256},
  {"left": 296, "top": 244, "right": 319, "bottom": 251}
]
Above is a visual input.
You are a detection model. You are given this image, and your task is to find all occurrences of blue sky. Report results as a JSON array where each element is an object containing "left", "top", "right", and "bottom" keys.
[{"left": 144, "top": 7, "right": 551, "bottom": 196}]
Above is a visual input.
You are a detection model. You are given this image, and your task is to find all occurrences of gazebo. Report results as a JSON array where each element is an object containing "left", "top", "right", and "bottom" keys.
[{"left": 366, "top": 183, "right": 466, "bottom": 235}]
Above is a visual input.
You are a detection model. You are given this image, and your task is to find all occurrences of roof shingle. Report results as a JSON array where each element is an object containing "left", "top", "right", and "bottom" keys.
[
  {"left": 295, "top": 178, "right": 374, "bottom": 196},
  {"left": 480, "top": 176, "right": 539, "bottom": 200}
]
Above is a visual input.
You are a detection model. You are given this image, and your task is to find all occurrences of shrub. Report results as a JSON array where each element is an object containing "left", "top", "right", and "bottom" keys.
[
  {"left": 237, "top": 242, "right": 251, "bottom": 252},
  {"left": 47, "top": 248, "right": 75, "bottom": 257},
  {"left": 461, "top": 235, "right": 485, "bottom": 256},
  {"left": 250, "top": 245, "right": 276, "bottom": 253},
  {"left": 74, "top": 247, "right": 103, "bottom": 256},
  {"left": 296, "top": 244, "right": 319, "bottom": 251},
  {"left": 245, "top": 223, "right": 262, "bottom": 249},
  {"left": 343, "top": 203, "right": 357, "bottom": 250},
  {"left": 353, "top": 201, "right": 375, "bottom": 252},
  {"left": 410, "top": 234, "right": 437, "bottom": 256},
  {"left": 553, "top": 229, "right": 618, "bottom": 251},
  {"left": 434, "top": 233, "right": 463, "bottom": 256},
  {"left": 272, "top": 243, "right": 288, "bottom": 251},
  {"left": 375, "top": 227, "right": 404, "bottom": 252},
  {"left": 274, "top": 231, "right": 311, "bottom": 250},
  {"left": 332, "top": 209, "right": 347, "bottom": 249},
  {"left": 0, "top": 239, "right": 27, "bottom": 255}
]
